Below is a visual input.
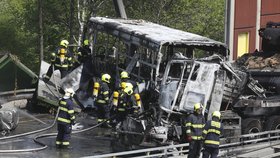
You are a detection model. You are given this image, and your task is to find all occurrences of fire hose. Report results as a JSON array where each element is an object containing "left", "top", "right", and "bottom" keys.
[{"left": 0, "top": 73, "right": 115, "bottom": 153}]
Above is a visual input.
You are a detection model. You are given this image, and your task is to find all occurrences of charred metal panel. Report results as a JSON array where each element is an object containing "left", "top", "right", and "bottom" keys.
[
  {"left": 208, "top": 70, "right": 226, "bottom": 120},
  {"left": 37, "top": 61, "right": 61, "bottom": 106},
  {"left": 89, "top": 17, "right": 227, "bottom": 54},
  {"left": 159, "top": 54, "right": 190, "bottom": 113},
  {"left": 223, "top": 67, "right": 248, "bottom": 103},
  {"left": 60, "top": 65, "right": 83, "bottom": 91},
  {"left": 159, "top": 81, "right": 179, "bottom": 110},
  {"left": 179, "top": 62, "right": 220, "bottom": 114}
]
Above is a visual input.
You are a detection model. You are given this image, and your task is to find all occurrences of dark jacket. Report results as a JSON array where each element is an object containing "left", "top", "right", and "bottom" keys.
[
  {"left": 185, "top": 113, "right": 206, "bottom": 140},
  {"left": 51, "top": 46, "right": 73, "bottom": 69},
  {"left": 96, "top": 81, "right": 110, "bottom": 104},
  {"left": 77, "top": 46, "right": 91, "bottom": 63},
  {"left": 57, "top": 97, "right": 76, "bottom": 125},
  {"left": 202, "top": 117, "right": 223, "bottom": 148}
]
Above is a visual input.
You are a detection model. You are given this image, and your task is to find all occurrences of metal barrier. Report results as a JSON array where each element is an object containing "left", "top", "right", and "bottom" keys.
[
  {"left": 82, "top": 129, "right": 280, "bottom": 158},
  {"left": 82, "top": 143, "right": 189, "bottom": 158}
]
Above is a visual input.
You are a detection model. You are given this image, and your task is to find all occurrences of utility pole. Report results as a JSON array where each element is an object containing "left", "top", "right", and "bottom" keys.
[{"left": 112, "top": 0, "right": 127, "bottom": 19}]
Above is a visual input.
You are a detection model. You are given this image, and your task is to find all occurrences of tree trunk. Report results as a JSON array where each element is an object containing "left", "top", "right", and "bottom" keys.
[
  {"left": 38, "top": 0, "right": 43, "bottom": 61},
  {"left": 77, "top": 0, "right": 86, "bottom": 46},
  {"left": 69, "top": 0, "right": 75, "bottom": 54}
]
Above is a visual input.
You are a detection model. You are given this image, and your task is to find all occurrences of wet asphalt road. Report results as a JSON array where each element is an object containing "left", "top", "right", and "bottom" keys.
[{"left": 0, "top": 112, "right": 114, "bottom": 158}]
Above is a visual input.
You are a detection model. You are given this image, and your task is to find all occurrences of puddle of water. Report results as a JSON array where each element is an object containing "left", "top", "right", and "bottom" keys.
[{"left": 17, "top": 108, "right": 47, "bottom": 125}]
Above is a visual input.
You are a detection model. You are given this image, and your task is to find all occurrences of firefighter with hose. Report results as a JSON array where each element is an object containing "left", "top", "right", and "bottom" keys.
[{"left": 56, "top": 88, "right": 76, "bottom": 149}]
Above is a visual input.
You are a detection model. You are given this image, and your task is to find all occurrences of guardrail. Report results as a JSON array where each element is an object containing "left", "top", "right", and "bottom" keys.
[
  {"left": 0, "top": 88, "right": 36, "bottom": 103},
  {"left": 83, "top": 143, "right": 189, "bottom": 158},
  {"left": 82, "top": 129, "right": 280, "bottom": 158}
]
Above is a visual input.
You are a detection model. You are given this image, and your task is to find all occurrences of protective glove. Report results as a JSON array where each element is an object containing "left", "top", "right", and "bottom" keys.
[
  {"left": 113, "top": 106, "right": 117, "bottom": 111},
  {"left": 91, "top": 96, "right": 96, "bottom": 101},
  {"left": 186, "top": 136, "right": 192, "bottom": 142},
  {"left": 132, "top": 106, "right": 140, "bottom": 110},
  {"left": 71, "top": 120, "right": 76, "bottom": 125}
]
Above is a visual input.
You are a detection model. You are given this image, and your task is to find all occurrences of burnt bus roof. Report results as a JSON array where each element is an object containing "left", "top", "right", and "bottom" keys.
[{"left": 89, "top": 17, "right": 228, "bottom": 54}]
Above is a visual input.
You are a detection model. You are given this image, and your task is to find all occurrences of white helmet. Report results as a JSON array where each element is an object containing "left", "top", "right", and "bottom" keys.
[{"left": 64, "top": 88, "right": 75, "bottom": 97}]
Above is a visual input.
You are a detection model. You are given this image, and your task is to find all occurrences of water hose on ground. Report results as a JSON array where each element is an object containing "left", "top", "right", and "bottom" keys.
[{"left": 0, "top": 77, "right": 116, "bottom": 153}]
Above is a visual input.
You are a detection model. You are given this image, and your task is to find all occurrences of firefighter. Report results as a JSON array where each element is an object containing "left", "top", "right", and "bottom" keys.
[
  {"left": 202, "top": 111, "right": 223, "bottom": 158},
  {"left": 56, "top": 88, "right": 76, "bottom": 149},
  {"left": 113, "top": 82, "right": 142, "bottom": 126},
  {"left": 93, "top": 74, "right": 111, "bottom": 128},
  {"left": 75, "top": 39, "right": 91, "bottom": 66},
  {"left": 44, "top": 40, "right": 73, "bottom": 82},
  {"left": 120, "top": 71, "right": 137, "bottom": 92},
  {"left": 185, "top": 103, "right": 206, "bottom": 158}
]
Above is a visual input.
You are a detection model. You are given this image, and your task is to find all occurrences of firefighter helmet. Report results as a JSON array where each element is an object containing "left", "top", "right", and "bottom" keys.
[
  {"left": 101, "top": 74, "right": 111, "bottom": 83},
  {"left": 125, "top": 82, "right": 133, "bottom": 89},
  {"left": 124, "top": 86, "right": 133, "bottom": 95},
  {"left": 83, "top": 39, "right": 89, "bottom": 46},
  {"left": 120, "top": 71, "right": 129, "bottom": 79},
  {"left": 212, "top": 111, "right": 221, "bottom": 119},
  {"left": 120, "top": 82, "right": 127, "bottom": 89},
  {"left": 64, "top": 88, "right": 75, "bottom": 97},
  {"left": 194, "top": 103, "right": 202, "bottom": 111},
  {"left": 60, "top": 40, "right": 69, "bottom": 48}
]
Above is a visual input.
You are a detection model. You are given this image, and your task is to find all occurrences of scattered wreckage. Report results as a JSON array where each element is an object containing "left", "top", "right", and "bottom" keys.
[
  {"left": 36, "top": 18, "right": 280, "bottom": 150},
  {"left": 0, "top": 54, "right": 37, "bottom": 134}
]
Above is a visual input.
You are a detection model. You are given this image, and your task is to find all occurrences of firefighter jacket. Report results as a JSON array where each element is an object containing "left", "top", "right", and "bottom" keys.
[
  {"left": 57, "top": 97, "right": 76, "bottom": 125},
  {"left": 95, "top": 81, "right": 110, "bottom": 104},
  {"left": 202, "top": 119, "right": 223, "bottom": 148},
  {"left": 77, "top": 46, "right": 91, "bottom": 63},
  {"left": 185, "top": 113, "right": 205, "bottom": 140},
  {"left": 51, "top": 46, "right": 73, "bottom": 69},
  {"left": 120, "top": 79, "right": 137, "bottom": 90},
  {"left": 116, "top": 92, "right": 141, "bottom": 113}
]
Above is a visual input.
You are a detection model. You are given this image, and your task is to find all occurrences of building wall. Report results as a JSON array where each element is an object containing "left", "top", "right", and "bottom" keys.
[
  {"left": 233, "top": 0, "right": 257, "bottom": 59},
  {"left": 261, "top": 0, "right": 280, "bottom": 27},
  {"left": 232, "top": 0, "right": 280, "bottom": 60}
]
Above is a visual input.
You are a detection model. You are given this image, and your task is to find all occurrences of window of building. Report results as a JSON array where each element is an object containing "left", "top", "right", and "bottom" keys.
[{"left": 237, "top": 32, "right": 249, "bottom": 58}]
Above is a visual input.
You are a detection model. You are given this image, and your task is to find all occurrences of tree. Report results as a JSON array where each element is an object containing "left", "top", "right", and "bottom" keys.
[{"left": 0, "top": 0, "right": 226, "bottom": 73}]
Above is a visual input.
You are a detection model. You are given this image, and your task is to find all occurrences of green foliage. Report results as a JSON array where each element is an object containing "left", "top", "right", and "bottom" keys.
[
  {"left": 124, "top": 0, "right": 225, "bottom": 42},
  {"left": 0, "top": 0, "right": 225, "bottom": 74}
]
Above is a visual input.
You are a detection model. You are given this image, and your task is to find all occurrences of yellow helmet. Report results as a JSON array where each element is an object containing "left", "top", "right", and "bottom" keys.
[
  {"left": 212, "top": 111, "right": 221, "bottom": 119},
  {"left": 101, "top": 74, "right": 111, "bottom": 83},
  {"left": 120, "top": 82, "right": 127, "bottom": 89},
  {"left": 60, "top": 40, "right": 69, "bottom": 48},
  {"left": 83, "top": 39, "right": 89, "bottom": 46},
  {"left": 194, "top": 103, "right": 202, "bottom": 111},
  {"left": 120, "top": 71, "right": 129, "bottom": 79}
]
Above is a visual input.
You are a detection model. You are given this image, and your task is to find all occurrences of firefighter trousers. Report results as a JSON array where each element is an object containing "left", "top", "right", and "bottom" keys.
[
  {"left": 95, "top": 103, "right": 110, "bottom": 123},
  {"left": 46, "top": 64, "right": 68, "bottom": 80},
  {"left": 202, "top": 146, "right": 219, "bottom": 158},
  {"left": 56, "top": 123, "right": 72, "bottom": 148},
  {"left": 188, "top": 140, "right": 202, "bottom": 158}
]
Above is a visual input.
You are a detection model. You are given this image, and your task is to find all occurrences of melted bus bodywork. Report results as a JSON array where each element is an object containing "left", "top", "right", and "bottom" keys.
[{"left": 82, "top": 17, "right": 244, "bottom": 148}]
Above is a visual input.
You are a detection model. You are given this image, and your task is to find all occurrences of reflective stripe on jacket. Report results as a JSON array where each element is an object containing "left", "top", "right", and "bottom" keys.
[
  {"left": 202, "top": 120, "right": 223, "bottom": 148},
  {"left": 57, "top": 98, "right": 75, "bottom": 124},
  {"left": 51, "top": 47, "right": 73, "bottom": 68},
  {"left": 96, "top": 81, "right": 110, "bottom": 105},
  {"left": 185, "top": 113, "right": 205, "bottom": 140}
]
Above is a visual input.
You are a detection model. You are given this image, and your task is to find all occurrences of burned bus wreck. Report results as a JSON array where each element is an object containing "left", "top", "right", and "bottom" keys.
[
  {"left": 82, "top": 17, "right": 245, "bottom": 148},
  {"left": 38, "top": 17, "right": 270, "bottom": 149}
]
